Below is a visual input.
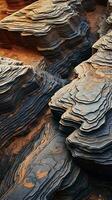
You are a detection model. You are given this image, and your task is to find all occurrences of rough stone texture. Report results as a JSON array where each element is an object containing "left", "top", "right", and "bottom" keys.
[
  {"left": 0, "top": 56, "right": 65, "bottom": 149},
  {"left": 65, "top": 31, "right": 112, "bottom": 176},
  {"left": 49, "top": 27, "right": 112, "bottom": 176},
  {"left": 0, "top": 1, "right": 111, "bottom": 199},
  {"left": 67, "top": 110, "right": 112, "bottom": 165},
  {"left": 0, "top": 120, "right": 90, "bottom": 200},
  {"left": 49, "top": 31, "right": 112, "bottom": 133},
  {"left": 0, "top": 0, "right": 92, "bottom": 76}
]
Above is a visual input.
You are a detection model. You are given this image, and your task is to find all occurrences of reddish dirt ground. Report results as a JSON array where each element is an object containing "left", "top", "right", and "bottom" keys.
[
  {"left": 0, "top": 46, "right": 43, "bottom": 64},
  {"left": 0, "top": 0, "right": 42, "bottom": 64},
  {"left": 0, "top": 0, "right": 8, "bottom": 20}
]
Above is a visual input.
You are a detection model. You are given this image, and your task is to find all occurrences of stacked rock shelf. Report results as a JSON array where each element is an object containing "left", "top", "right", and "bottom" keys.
[
  {"left": 0, "top": 120, "right": 90, "bottom": 200},
  {"left": 0, "top": 0, "right": 92, "bottom": 76},
  {"left": 49, "top": 0, "right": 112, "bottom": 179},
  {"left": 0, "top": 0, "right": 111, "bottom": 200},
  {"left": 0, "top": 56, "right": 90, "bottom": 200},
  {"left": 0, "top": 56, "right": 65, "bottom": 149}
]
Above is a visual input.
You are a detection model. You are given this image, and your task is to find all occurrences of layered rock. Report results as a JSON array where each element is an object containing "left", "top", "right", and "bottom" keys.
[
  {"left": 49, "top": 28, "right": 112, "bottom": 176},
  {"left": 0, "top": 0, "right": 92, "bottom": 76},
  {"left": 66, "top": 110, "right": 112, "bottom": 175},
  {"left": 49, "top": 31, "right": 112, "bottom": 132},
  {"left": 0, "top": 56, "right": 64, "bottom": 149},
  {"left": 0, "top": 120, "right": 90, "bottom": 200}
]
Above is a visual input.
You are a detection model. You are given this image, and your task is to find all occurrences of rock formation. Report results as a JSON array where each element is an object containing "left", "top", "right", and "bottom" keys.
[
  {"left": 49, "top": 17, "right": 112, "bottom": 175},
  {"left": 0, "top": 56, "right": 65, "bottom": 149},
  {"left": 66, "top": 110, "right": 112, "bottom": 177},
  {"left": 49, "top": 19, "right": 112, "bottom": 130},
  {"left": 0, "top": 0, "right": 92, "bottom": 76},
  {"left": 0, "top": 120, "right": 90, "bottom": 200},
  {"left": 0, "top": 0, "right": 111, "bottom": 199}
]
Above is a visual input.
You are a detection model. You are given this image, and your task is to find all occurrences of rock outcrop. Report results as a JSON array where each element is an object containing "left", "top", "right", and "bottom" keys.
[
  {"left": 0, "top": 120, "right": 90, "bottom": 200},
  {"left": 0, "top": 56, "right": 64, "bottom": 149},
  {"left": 49, "top": 32, "right": 112, "bottom": 132},
  {"left": 49, "top": 26, "right": 112, "bottom": 176},
  {"left": 0, "top": 0, "right": 92, "bottom": 76}
]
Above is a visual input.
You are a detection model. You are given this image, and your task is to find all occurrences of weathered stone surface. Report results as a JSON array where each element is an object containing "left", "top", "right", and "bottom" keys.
[
  {"left": 0, "top": 120, "right": 90, "bottom": 200},
  {"left": 65, "top": 31, "right": 112, "bottom": 177},
  {"left": 67, "top": 110, "right": 112, "bottom": 164},
  {"left": 0, "top": 56, "right": 65, "bottom": 149},
  {"left": 0, "top": 0, "right": 92, "bottom": 76},
  {"left": 49, "top": 31, "right": 112, "bottom": 133},
  {"left": 49, "top": 0, "right": 112, "bottom": 176}
]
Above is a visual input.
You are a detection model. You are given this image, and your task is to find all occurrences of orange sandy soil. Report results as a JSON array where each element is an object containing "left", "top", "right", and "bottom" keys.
[
  {"left": 0, "top": 45, "right": 43, "bottom": 64},
  {"left": 0, "top": 2, "right": 110, "bottom": 200},
  {"left": 0, "top": 0, "right": 36, "bottom": 20},
  {"left": 0, "top": 1, "right": 43, "bottom": 64},
  {"left": 0, "top": 0, "right": 8, "bottom": 20}
]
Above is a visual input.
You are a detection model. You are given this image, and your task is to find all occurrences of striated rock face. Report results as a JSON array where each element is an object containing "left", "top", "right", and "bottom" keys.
[
  {"left": 49, "top": 30, "right": 112, "bottom": 132},
  {"left": 0, "top": 56, "right": 64, "bottom": 149},
  {"left": 0, "top": 0, "right": 92, "bottom": 76},
  {"left": 67, "top": 110, "right": 112, "bottom": 171},
  {"left": 49, "top": 27, "right": 112, "bottom": 175},
  {"left": 0, "top": 120, "right": 90, "bottom": 200}
]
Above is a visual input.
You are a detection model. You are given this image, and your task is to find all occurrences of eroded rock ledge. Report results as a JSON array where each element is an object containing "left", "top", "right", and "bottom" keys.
[
  {"left": 0, "top": 120, "right": 90, "bottom": 200},
  {"left": 0, "top": 0, "right": 92, "bottom": 76},
  {"left": 49, "top": 0, "right": 112, "bottom": 178},
  {"left": 0, "top": 56, "right": 64, "bottom": 149}
]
